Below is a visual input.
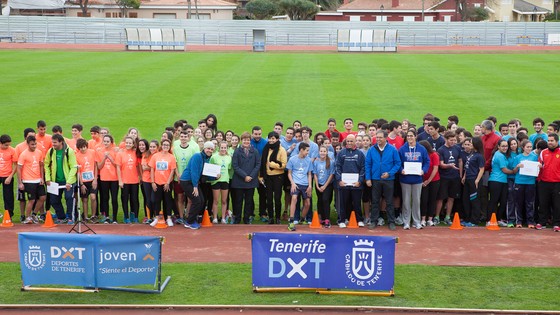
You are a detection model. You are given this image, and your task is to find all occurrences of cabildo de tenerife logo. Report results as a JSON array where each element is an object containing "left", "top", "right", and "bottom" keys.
[
  {"left": 24, "top": 245, "right": 46, "bottom": 271},
  {"left": 344, "top": 239, "right": 383, "bottom": 287}
]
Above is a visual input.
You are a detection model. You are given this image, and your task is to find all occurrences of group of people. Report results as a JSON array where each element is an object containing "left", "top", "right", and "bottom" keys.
[{"left": 1, "top": 113, "right": 559, "bottom": 232}]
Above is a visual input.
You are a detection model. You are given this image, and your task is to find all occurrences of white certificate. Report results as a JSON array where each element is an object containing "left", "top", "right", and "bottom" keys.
[
  {"left": 341, "top": 173, "right": 359, "bottom": 186},
  {"left": 403, "top": 162, "right": 423, "bottom": 175},
  {"left": 202, "top": 163, "right": 221, "bottom": 177},
  {"left": 519, "top": 161, "right": 539, "bottom": 177},
  {"left": 47, "top": 182, "right": 60, "bottom": 195}
]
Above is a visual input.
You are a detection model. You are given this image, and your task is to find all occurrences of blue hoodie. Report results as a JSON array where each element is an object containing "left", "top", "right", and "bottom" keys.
[
  {"left": 398, "top": 142, "right": 430, "bottom": 185},
  {"left": 180, "top": 151, "right": 213, "bottom": 188},
  {"left": 365, "top": 143, "right": 401, "bottom": 181}
]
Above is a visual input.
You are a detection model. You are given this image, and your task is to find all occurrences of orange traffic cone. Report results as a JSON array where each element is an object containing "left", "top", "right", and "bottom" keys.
[
  {"left": 42, "top": 211, "right": 57, "bottom": 228},
  {"left": 486, "top": 213, "right": 500, "bottom": 231},
  {"left": 310, "top": 211, "right": 321, "bottom": 229},
  {"left": 201, "top": 210, "right": 213, "bottom": 227},
  {"left": 154, "top": 212, "right": 168, "bottom": 229},
  {"left": 1, "top": 210, "right": 14, "bottom": 228},
  {"left": 449, "top": 212, "right": 463, "bottom": 230},
  {"left": 347, "top": 211, "right": 358, "bottom": 229}
]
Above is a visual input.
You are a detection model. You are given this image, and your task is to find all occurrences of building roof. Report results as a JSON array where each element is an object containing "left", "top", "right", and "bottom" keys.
[
  {"left": 86, "top": 0, "right": 236, "bottom": 7},
  {"left": 337, "top": 0, "right": 442, "bottom": 11},
  {"left": 513, "top": 0, "right": 549, "bottom": 14}
]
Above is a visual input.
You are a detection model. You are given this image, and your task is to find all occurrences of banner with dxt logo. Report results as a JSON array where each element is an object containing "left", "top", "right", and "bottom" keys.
[
  {"left": 19, "top": 233, "right": 160, "bottom": 288},
  {"left": 251, "top": 233, "right": 396, "bottom": 291}
]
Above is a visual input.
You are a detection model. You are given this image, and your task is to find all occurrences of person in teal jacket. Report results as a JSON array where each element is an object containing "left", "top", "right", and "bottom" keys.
[{"left": 44, "top": 134, "right": 78, "bottom": 223}]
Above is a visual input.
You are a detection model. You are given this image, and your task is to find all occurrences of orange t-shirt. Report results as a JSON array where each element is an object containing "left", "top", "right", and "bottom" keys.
[
  {"left": 148, "top": 152, "right": 176, "bottom": 186},
  {"left": 35, "top": 134, "right": 52, "bottom": 153},
  {"left": 17, "top": 148, "right": 44, "bottom": 182},
  {"left": 15, "top": 141, "right": 28, "bottom": 160},
  {"left": 0, "top": 146, "right": 17, "bottom": 177},
  {"left": 75, "top": 149, "right": 97, "bottom": 183},
  {"left": 141, "top": 154, "right": 151, "bottom": 183},
  {"left": 66, "top": 138, "right": 82, "bottom": 152},
  {"left": 116, "top": 149, "right": 139, "bottom": 184},
  {"left": 96, "top": 146, "right": 118, "bottom": 181},
  {"left": 88, "top": 138, "right": 102, "bottom": 150}
]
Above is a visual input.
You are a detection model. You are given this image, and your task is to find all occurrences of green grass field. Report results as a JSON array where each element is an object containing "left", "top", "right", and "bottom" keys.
[
  {"left": 2, "top": 262, "right": 559, "bottom": 310},
  {"left": 1, "top": 50, "right": 559, "bottom": 310},
  {"left": 1, "top": 51, "right": 558, "bottom": 140}
]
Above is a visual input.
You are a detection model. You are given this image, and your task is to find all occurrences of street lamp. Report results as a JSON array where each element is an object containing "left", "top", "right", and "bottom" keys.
[{"left": 380, "top": 4, "right": 384, "bottom": 21}]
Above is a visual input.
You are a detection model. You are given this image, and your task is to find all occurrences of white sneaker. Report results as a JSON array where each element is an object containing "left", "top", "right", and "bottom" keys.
[
  {"left": 339, "top": 222, "right": 347, "bottom": 228},
  {"left": 221, "top": 218, "right": 227, "bottom": 224},
  {"left": 358, "top": 221, "right": 365, "bottom": 227},
  {"left": 426, "top": 220, "right": 434, "bottom": 227},
  {"left": 150, "top": 218, "right": 158, "bottom": 227},
  {"left": 293, "top": 220, "right": 299, "bottom": 225},
  {"left": 377, "top": 217, "right": 385, "bottom": 226},
  {"left": 415, "top": 224, "right": 423, "bottom": 230},
  {"left": 395, "top": 216, "right": 404, "bottom": 225},
  {"left": 403, "top": 224, "right": 410, "bottom": 230},
  {"left": 166, "top": 218, "right": 174, "bottom": 227},
  {"left": 212, "top": 218, "right": 218, "bottom": 224},
  {"left": 23, "top": 216, "right": 33, "bottom": 224},
  {"left": 421, "top": 220, "right": 426, "bottom": 227}
]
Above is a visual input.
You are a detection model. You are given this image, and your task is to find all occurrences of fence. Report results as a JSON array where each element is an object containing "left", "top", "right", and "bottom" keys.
[{"left": 1, "top": 16, "right": 560, "bottom": 46}]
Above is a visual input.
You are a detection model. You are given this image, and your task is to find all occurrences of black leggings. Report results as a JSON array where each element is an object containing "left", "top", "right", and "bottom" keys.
[
  {"left": 315, "top": 183, "right": 333, "bottom": 221},
  {"left": 121, "top": 183, "right": 139, "bottom": 219},
  {"left": 488, "top": 181, "right": 507, "bottom": 221},
  {"left": 99, "top": 180, "right": 119, "bottom": 220}
]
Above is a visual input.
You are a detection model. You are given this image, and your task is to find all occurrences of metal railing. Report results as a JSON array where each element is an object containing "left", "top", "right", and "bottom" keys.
[{"left": 1, "top": 16, "right": 559, "bottom": 46}]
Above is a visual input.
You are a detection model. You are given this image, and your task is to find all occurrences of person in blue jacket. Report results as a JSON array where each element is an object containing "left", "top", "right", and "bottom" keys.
[
  {"left": 335, "top": 134, "right": 366, "bottom": 228},
  {"left": 180, "top": 141, "right": 219, "bottom": 230},
  {"left": 365, "top": 130, "right": 401, "bottom": 230},
  {"left": 399, "top": 130, "right": 430, "bottom": 230}
]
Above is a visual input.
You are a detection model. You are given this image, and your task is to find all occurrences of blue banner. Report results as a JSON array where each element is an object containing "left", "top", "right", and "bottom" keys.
[
  {"left": 252, "top": 233, "right": 396, "bottom": 291},
  {"left": 19, "top": 233, "right": 160, "bottom": 288}
]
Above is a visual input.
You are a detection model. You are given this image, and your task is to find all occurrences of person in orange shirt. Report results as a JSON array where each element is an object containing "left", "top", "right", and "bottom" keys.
[
  {"left": 17, "top": 135, "right": 46, "bottom": 224},
  {"left": 75, "top": 138, "right": 98, "bottom": 223},
  {"left": 118, "top": 128, "right": 141, "bottom": 150},
  {"left": 35, "top": 120, "right": 52, "bottom": 154},
  {"left": 138, "top": 139, "right": 156, "bottom": 223},
  {"left": 116, "top": 137, "right": 140, "bottom": 224},
  {"left": 15, "top": 128, "right": 36, "bottom": 221},
  {"left": 96, "top": 135, "right": 119, "bottom": 224},
  {"left": 66, "top": 124, "right": 84, "bottom": 151},
  {"left": 88, "top": 126, "right": 102, "bottom": 150},
  {"left": 149, "top": 139, "right": 177, "bottom": 227},
  {"left": 0, "top": 135, "right": 17, "bottom": 218}
]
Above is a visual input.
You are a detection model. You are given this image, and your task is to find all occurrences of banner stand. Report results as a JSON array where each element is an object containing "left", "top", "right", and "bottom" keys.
[
  {"left": 21, "top": 286, "right": 99, "bottom": 293},
  {"left": 251, "top": 233, "right": 397, "bottom": 297},
  {"left": 19, "top": 234, "right": 170, "bottom": 294},
  {"left": 253, "top": 287, "right": 394, "bottom": 297},
  {"left": 96, "top": 237, "right": 171, "bottom": 294}
]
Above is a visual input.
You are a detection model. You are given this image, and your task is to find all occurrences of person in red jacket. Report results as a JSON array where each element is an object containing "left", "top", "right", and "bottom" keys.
[
  {"left": 480, "top": 120, "right": 501, "bottom": 221},
  {"left": 536, "top": 133, "right": 560, "bottom": 232}
]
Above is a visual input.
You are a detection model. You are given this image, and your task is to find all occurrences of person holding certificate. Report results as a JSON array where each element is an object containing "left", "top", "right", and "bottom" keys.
[
  {"left": 180, "top": 141, "right": 218, "bottom": 230},
  {"left": 513, "top": 139, "right": 539, "bottom": 228},
  {"left": 398, "top": 130, "right": 430, "bottom": 230},
  {"left": 335, "top": 134, "right": 366, "bottom": 228}
]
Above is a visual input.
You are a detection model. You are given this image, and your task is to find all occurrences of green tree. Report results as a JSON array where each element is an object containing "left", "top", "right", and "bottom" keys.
[
  {"left": 468, "top": 7, "right": 489, "bottom": 21},
  {"left": 246, "top": 0, "right": 279, "bottom": 19},
  {"left": 279, "top": 0, "right": 318, "bottom": 20},
  {"left": 316, "top": 0, "right": 341, "bottom": 11},
  {"left": 115, "top": 0, "right": 140, "bottom": 18},
  {"left": 69, "top": 0, "right": 90, "bottom": 17}
]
